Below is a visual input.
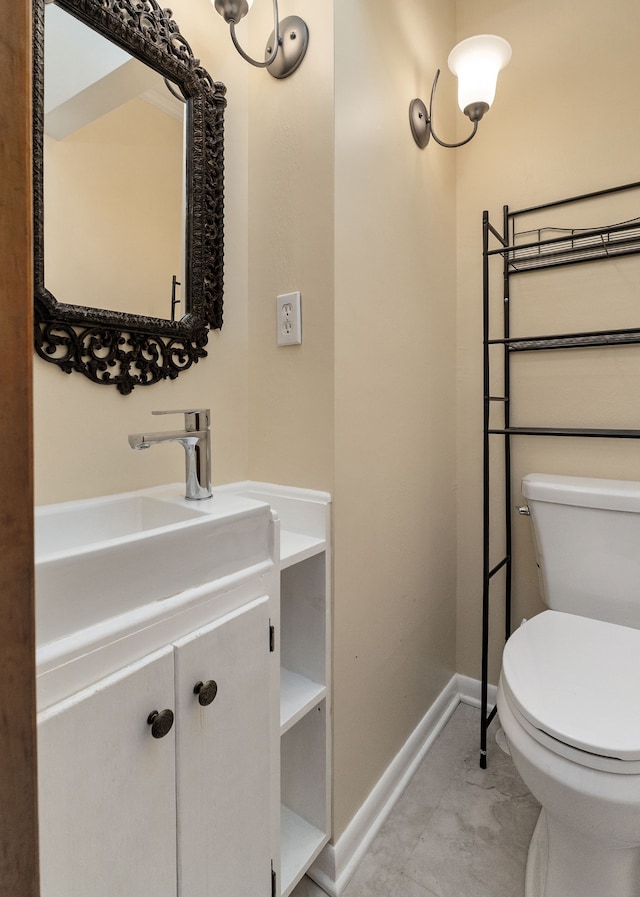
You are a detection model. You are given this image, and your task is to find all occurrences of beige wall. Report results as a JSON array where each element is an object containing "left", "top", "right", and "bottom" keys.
[
  {"left": 246, "top": 0, "right": 335, "bottom": 491},
  {"left": 455, "top": 0, "right": 640, "bottom": 683},
  {"left": 331, "top": 0, "right": 458, "bottom": 838}
]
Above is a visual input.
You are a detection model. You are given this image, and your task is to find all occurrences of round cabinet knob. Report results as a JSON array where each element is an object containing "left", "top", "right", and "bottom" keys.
[
  {"left": 147, "top": 708, "right": 174, "bottom": 738},
  {"left": 193, "top": 679, "right": 218, "bottom": 706}
]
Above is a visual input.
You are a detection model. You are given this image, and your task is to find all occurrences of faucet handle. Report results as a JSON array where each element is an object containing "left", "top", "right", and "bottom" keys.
[{"left": 152, "top": 409, "right": 210, "bottom": 431}]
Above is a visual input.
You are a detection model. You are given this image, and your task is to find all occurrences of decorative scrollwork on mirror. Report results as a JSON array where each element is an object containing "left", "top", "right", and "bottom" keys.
[{"left": 33, "top": 0, "right": 226, "bottom": 394}]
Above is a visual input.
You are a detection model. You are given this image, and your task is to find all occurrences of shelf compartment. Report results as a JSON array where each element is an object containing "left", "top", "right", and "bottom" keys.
[
  {"left": 280, "top": 554, "right": 326, "bottom": 688},
  {"left": 280, "top": 530, "right": 326, "bottom": 568},
  {"left": 280, "top": 668, "right": 326, "bottom": 734},
  {"left": 280, "top": 701, "right": 328, "bottom": 897},
  {"left": 280, "top": 805, "right": 327, "bottom": 897}
]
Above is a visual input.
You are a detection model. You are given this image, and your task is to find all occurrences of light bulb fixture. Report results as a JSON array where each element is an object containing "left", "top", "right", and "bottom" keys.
[
  {"left": 409, "top": 34, "right": 511, "bottom": 149},
  {"left": 213, "top": 0, "right": 309, "bottom": 79}
]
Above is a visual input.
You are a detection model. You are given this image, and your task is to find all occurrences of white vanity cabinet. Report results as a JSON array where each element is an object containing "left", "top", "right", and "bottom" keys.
[
  {"left": 174, "top": 596, "right": 272, "bottom": 897},
  {"left": 36, "top": 483, "right": 330, "bottom": 897},
  {"left": 38, "top": 645, "right": 178, "bottom": 897},
  {"left": 38, "top": 595, "right": 273, "bottom": 897}
]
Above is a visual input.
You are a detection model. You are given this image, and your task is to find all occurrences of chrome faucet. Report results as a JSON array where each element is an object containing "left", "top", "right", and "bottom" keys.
[{"left": 128, "top": 409, "right": 212, "bottom": 501}]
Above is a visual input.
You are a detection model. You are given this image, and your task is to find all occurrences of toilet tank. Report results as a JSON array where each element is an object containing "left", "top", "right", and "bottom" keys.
[{"left": 522, "top": 473, "right": 640, "bottom": 629}]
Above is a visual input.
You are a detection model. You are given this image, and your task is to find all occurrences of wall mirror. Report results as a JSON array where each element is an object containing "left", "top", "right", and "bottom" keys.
[{"left": 33, "top": 0, "right": 227, "bottom": 394}]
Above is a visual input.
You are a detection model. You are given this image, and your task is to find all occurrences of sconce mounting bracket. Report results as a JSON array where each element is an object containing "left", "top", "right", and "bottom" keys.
[
  {"left": 265, "top": 15, "right": 309, "bottom": 79},
  {"left": 409, "top": 98, "right": 430, "bottom": 149}
]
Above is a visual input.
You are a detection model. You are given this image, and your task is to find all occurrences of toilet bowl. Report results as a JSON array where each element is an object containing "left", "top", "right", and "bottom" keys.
[
  {"left": 498, "top": 610, "right": 640, "bottom": 897},
  {"left": 498, "top": 474, "right": 640, "bottom": 897}
]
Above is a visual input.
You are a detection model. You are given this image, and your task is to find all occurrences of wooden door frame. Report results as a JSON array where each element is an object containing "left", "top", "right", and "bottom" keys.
[{"left": 0, "top": 0, "right": 40, "bottom": 894}]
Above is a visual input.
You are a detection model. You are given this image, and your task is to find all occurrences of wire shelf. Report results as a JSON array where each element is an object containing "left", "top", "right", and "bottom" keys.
[
  {"left": 505, "top": 218, "right": 640, "bottom": 272},
  {"left": 489, "top": 327, "right": 640, "bottom": 351}
]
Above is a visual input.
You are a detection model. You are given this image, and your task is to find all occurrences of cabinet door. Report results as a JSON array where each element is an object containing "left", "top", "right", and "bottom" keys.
[
  {"left": 174, "top": 596, "right": 272, "bottom": 897},
  {"left": 38, "top": 646, "right": 177, "bottom": 897}
]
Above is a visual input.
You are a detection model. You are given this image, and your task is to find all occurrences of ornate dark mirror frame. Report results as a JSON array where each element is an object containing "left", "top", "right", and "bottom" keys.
[{"left": 33, "top": 0, "right": 227, "bottom": 395}]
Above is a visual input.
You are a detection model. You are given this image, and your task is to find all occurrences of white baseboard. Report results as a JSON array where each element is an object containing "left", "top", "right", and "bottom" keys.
[
  {"left": 457, "top": 673, "right": 497, "bottom": 710},
  {"left": 308, "top": 674, "right": 496, "bottom": 896}
]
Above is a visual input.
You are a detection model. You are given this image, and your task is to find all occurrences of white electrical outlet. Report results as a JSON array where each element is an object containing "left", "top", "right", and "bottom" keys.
[{"left": 277, "top": 291, "right": 302, "bottom": 346}]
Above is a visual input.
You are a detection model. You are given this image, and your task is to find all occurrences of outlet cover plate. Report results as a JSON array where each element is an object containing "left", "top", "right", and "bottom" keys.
[{"left": 277, "top": 291, "right": 302, "bottom": 346}]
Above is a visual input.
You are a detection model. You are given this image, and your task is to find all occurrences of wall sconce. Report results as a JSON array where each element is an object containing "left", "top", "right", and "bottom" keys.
[
  {"left": 409, "top": 34, "right": 511, "bottom": 149},
  {"left": 213, "top": 0, "right": 309, "bottom": 79}
]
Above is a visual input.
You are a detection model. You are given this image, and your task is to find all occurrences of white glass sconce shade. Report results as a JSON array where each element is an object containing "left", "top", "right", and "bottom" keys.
[{"left": 448, "top": 34, "right": 512, "bottom": 117}]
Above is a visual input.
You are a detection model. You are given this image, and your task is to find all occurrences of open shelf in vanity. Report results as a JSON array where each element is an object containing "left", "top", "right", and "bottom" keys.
[
  {"left": 217, "top": 482, "right": 331, "bottom": 897},
  {"left": 279, "top": 546, "right": 329, "bottom": 895}
]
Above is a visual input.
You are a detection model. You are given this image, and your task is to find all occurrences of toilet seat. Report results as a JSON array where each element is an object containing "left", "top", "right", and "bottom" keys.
[{"left": 501, "top": 610, "right": 640, "bottom": 773}]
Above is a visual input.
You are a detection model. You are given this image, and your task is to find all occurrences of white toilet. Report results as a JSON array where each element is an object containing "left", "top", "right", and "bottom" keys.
[{"left": 497, "top": 473, "right": 640, "bottom": 897}]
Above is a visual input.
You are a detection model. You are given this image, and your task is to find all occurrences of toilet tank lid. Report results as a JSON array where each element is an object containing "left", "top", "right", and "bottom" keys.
[
  {"left": 502, "top": 610, "right": 640, "bottom": 761},
  {"left": 522, "top": 473, "right": 640, "bottom": 513}
]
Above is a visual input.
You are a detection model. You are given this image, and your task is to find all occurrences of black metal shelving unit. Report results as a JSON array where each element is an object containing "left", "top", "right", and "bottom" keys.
[{"left": 480, "top": 180, "right": 640, "bottom": 768}]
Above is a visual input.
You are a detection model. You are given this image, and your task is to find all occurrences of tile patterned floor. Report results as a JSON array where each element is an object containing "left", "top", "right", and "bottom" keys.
[{"left": 292, "top": 703, "right": 540, "bottom": 897}]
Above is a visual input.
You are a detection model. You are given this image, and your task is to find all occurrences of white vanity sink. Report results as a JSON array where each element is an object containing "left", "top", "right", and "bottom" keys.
[
  {"left": 36, "top": 494, "right": 207, "bottom": 554},
  {"left": 35, "top": 485, "right": 273, "bottom": 650}
]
